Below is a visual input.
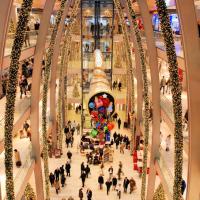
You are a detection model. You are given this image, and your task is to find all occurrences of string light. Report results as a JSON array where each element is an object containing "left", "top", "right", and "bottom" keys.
[
  {"left": 155, "top": 1, "right": 183, "bottom": 199},
  {"left": 126, "top": 1, "right": 150, "bottom": 199},
  {"left": 4, "top": 0, "right": 33, "bottom": 199},
  {"left": 42, "top": 0, "right": 68, "bottom": 199}
]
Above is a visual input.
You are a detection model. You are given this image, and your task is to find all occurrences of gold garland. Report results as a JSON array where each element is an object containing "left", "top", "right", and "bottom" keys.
[
  {"left": 42, "top": 0, "right": 67, "bottom": 199},
  {"left": 57, "top": 0, "right": 80, "bottom": 151},
  {"left": 126, "top": 1, "right": 150, "bottom": 199},
  {"left": 113, "top": 0, "right": 135, "bottom": 154},
  {"left": 155, "top": 1, "right": 183, "bottom": 199},
  {"left": 4, "top": 0, "right": 33, "bottom": 199}
]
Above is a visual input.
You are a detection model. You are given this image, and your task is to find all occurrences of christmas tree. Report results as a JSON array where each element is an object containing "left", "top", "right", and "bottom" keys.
[
  {"left": 153, "top": 184, "right": 166, "bottom": 200},
  {"left": 72, "top": 83, "right": 80, "bottom": 97},
  {"left": 24, "top": 183, "right": 36, "bottom": 200}
]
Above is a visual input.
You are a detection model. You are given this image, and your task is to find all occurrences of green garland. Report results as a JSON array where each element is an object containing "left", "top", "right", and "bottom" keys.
[
  {"left": 113, "top": 0, "right": 135, "bottom": 153},
  {"left": 126, "top": 1, "right": 150, "bottom": 199},
  {"left": 4, "top": 0, "right": 33, "bottom": 199},
  {"left": 155, "top": 1, "right": 183, "bottom": 199},
  {"left": 153, "top": 184, "right": 166, "bottom": 200},
  {"left": 42, "top": 0, "right": 67, "bottom": 199},
  {"left": 57, "top": 0, "right": 80, "bottom": 151},
  {"left": 24, "top": 183, "right": 36, "bottom": 200}
]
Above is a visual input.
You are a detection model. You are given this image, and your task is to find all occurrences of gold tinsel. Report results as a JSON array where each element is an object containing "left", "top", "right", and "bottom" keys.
[
  {"left": 153, "top": 184, "right": 166, "bottom": 200},
  {"left": 24, "top": 183, "right": 36, "bottom": 200},
  {"left": 4, "top": 0, "right": 33, "bottom": 199},
  {"left": 155, "top": 1, "right": 183, "bottom": 199},
  {"left": 42, "top": 0, "right": 67, "bottom": 199}
]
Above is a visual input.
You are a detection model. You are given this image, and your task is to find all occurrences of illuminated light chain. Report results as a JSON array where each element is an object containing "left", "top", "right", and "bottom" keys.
[
  {"left": 113, "top": 0, "right": 135, "bottom": 154},
  {"left": 24, "top": 183, "right": 36, "bottom": 200},
  {"left": 42, "top": 0, "right": 67, "bottom": 199},
  {"left": 155, "top": 1, "right": 183, "bottom": 199},
  {"left": 153, "top": 184, "right": 166, "bottom": 200},
  {"left": 57, "top": 0, "right": 80, "bottom": 152},
  {"left": 126, "top": 1, "right": 150, "bottom": 199},
  {"left": 3, "top": 0, "right": 33, "bottom": 199}
]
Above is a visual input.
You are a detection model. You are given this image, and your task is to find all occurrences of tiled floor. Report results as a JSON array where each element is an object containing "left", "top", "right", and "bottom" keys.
[{"left": 48, "top": 115, "right": 142, "bottom": 200}]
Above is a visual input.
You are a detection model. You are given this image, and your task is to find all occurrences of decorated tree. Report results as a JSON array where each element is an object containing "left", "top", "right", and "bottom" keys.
[
  {"left": 153, "top": 184, "right": 166, "bottom": 200},
  {"left": 155, "top": 1, "right": 183, "bottom": 199},
  {"left": 4, "top": 0, "right": 33, "bottom": 199},
  {"left": 41, "top": 0, "right": 67, "bottom": 199},
  {"left": 24, "top": 183, "right": 36, "bottom": 200}
]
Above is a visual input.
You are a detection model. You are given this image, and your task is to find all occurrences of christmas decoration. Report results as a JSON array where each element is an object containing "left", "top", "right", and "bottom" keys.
[
  {"left": 8, "top": 19, "right": 15, "bottom": 34},
  {"left": 4, "top": 0, "right": 33, "bottom": 199},
  {"left": 153, "top": 184, "right": 166, "bottom": 200},
  {"left": 57, "top": 0, "right": 80, "bottom": 151},
  {"left": 24, "top": 183, "right": 36, "bottom": 200},
  {"left": 42, "top": 0, "right": 67, "bottom": 199},
  {"left": 126, "top": 1, "right": 150, "bottom": 199},
  {"left": 72, "top": 83, "right": 80, "bottom": 97},
  {"left": 113, "top": 0, "right": 135, "bottom": 156},
  {"left": 155, "top": 1, "right": 183, "bottom": 199}
]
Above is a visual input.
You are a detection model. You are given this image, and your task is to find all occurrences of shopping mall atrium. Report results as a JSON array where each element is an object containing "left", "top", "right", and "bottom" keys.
[{"left": 0, "top": 0, "right": 200, "bottom": 199}]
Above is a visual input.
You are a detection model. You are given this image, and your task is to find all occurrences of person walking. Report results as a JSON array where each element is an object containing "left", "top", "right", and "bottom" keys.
[
  {"left": 123, "top": 177, "right": 130, "bottom": 193},
  {"left": 86, "top": 188, "right": 92, "bottom": 200},
  {"left": 118, "top": 81, "right": 122, "bottom": 91},
  {"left": 105, "top": 179, "right": 112, "bottom": 195},
  {"left": 60, "top": 165, "right": 65, "bottom": 175},
  {"left": 165, "top": 134, "right": 171, "bottom": 151},
  {"left": 49, "top": 172, "right": 55, "bottom": 186},
  {"left": 129, "top": 178, "right": 136, "bottom": 194},
  {"left": 98, "top": 174, "right": 104, "bottom": 190},
  {"left": 81, "top": 171, "right": 86, "bottom": 187},
  {"left": 120, "top": 143, "right": 125, "bottom": 154},
  {"left": 67, "top": 150, "right": 72, "bottom": 162},
  {"left": 54, "top": 168, "right": 60, "bottom": 181},
  {"left": 108, "top": 166, "right": 113, "bottom": 179},
  {"left": 116, "top": 183, "right": 122, "bottom": 199},
  {"left": 117, "top": 118, "right": 121, "bottom": 129},
  {"left": 79, "top": 188, "right": 84, "bottom": 200},
  {"left": 61, "top": 174, "right": 66, "bottom": 187},
  {"left": 54, "top": 179, "right": 60, "bottom": 194},
  {"left": 76, "top": 123, "right": 80, "bottom": 135},
  {"left": 160, "top": 76, "right": 166, "bottom": 95},
  {"left": 85, "top": 165, "right": 91, "bottom": 178},
  {"left": 14, "top": 149, "right": 22, "bottom": 167},
  {"left": 112, "top": 176, "right": 118, "bottom": 190},
  {"left": 81, "top": 162, "right": 85, "bottom": 175},
  {"left": 65, "top": 161, "right": 71, "bottom": 177}
]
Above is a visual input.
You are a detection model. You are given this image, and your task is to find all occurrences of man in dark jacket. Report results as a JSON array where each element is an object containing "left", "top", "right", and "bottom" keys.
[
  {"left": 123, "top": 177, "right": 130, "bottom": 193},
  {"left": 79, "top": 188, "right": 84, "bottom": 200},
  {"left": 81, "top": 171, "right": 86, "bottom": 187},
  {"left": 86, "top": 188, "right": 92, "bottom": 200},
  {"left": 117, "top": 118, "right": 121, "bottom": 129},
  {"left": 112, "top": 176, "right": 117, "bottom": 190},
  {"left": 54, "top": 168, "right": 60, "bottom": 181},
  {"left": 65, "top": 161, "right": 71, "bottom": 177},
  {"left": 98, "top": 174, "right": 104, "bottom": 190},
  {"left": 49, "top": 172, "right": 55, "bottom": 186},
  {"left": 61, "top": 174, "right": 66, "bottom": 187},
  {"left": 67, "top": 150, "right": 72, "bottom": 162},
  {"left": 105, "top": 179, "right": 112, "bottom": 195}
]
